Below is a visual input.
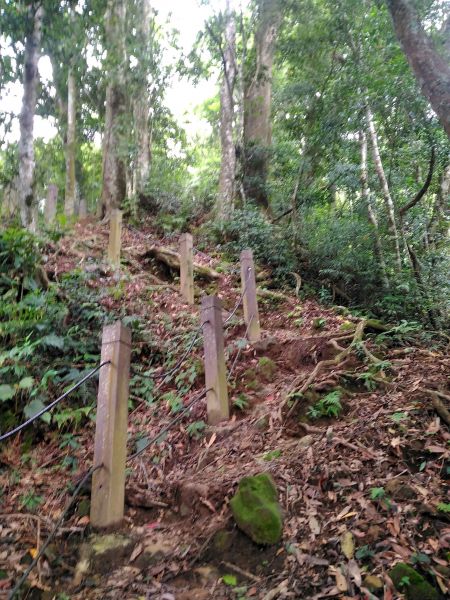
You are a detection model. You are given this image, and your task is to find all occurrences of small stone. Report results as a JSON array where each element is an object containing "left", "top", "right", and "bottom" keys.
[
  {"left": 389, "top": 563, "right": 439, "bottom": 600},
  {"left": 257, "top": 356, "right": 277, "bottom": 382},
  {"left": 385, "top": 478, "right": 416, "bottom": 500},
  {"left": 364, "top": 575, "right": 383, "bottom": 592},
  {"left": 230, "top": 473, "right": 283, "bottom": 545},
  {"left": 178, "top": 481, "right": 209, "bottom": 516},
  {"left": 298, "top": 435, "right": 314, "bottom": 448}
]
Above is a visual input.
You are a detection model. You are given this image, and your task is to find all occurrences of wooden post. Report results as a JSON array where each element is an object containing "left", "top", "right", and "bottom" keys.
[
  {"left": 45, "top": 184, "right": 58, "bottom": 226},
  {"left": 240, "top": 249, "right": 261, "bottom": 342},
  {"left": 107, "top": 209, "right": 122, "bottom": 268},
  {"left": 201, "top": 296, "right": 229, "bottom": 425},
  {"left": 91, "top": 321, "right": 131, "bottom": 529},
  {"left": 179, "top": 233, "right": 194, "bottom": 304}
]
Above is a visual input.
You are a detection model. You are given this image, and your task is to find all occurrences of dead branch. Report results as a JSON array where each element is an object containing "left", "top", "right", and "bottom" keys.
[
  {"left": 142, "top": 245, "right": 221, "bottom": 281},
  {"left": 419, "top": 388, "right": 450, "bottom": 426}
]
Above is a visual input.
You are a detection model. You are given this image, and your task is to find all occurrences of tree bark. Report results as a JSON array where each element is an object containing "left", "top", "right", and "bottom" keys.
[
  {"left": 365, "top": 104, "right": 403, "bottom": 271},
  {"left": 133, "top": 0, "right": 152, "bottom": 197},
  {"left": 243, "top": 0, "right": 281, "bottom": 211},
  {"left": 100, "top": 0, "right": 127, "bottom": 218},
  {"left": 387, "top": 0, "right": 450, "bottom": 138},
  {"left": 217, "top": 0, "right": 237, "bottom": 219},
  {"left": 359, "top": 130, "right": 389, "bottom": 289},
  {"left": 64, "top": 65, "right": 77, "bottom": 217},
  {"left": 18, "top": 4, "right": 44, "bottom": 230}
]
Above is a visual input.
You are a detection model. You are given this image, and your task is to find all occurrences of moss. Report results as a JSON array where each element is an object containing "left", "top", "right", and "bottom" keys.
[
  {"left": 230, "top": 473, "right": 283, "bottom": 545},
  {"left": 243, "top": 368, "right": 260, "bottom": 391},
  {"left": 213, "top": 530, "right": 233, "bottom": 552},
  {"left": 258, "top": 356, "right": 276, "bottom": 382},
  {"left": 389, "top": 563, "right": 439, "bottom": 600}
]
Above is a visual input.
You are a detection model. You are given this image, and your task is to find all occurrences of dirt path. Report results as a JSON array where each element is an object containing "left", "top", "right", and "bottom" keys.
[{"left": 1, "top": 219, "right": 449, "bottom": 599}]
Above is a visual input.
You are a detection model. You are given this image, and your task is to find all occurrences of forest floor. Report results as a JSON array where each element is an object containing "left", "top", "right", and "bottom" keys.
[{"left": 0, "top": 218, "right": 449, "bottom": 600}]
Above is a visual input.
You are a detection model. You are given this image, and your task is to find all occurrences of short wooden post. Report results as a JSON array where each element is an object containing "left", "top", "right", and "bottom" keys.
[
  {"left": 107, "top": 209, "right": 122, "bottom": 268},
  {"left": 79, "top": 199, "right": 87, "bottom": 219},
  {"left": 201, "top": 296, "right": 229, "bottom": 425},
  {"left": 179, "top": 233, "right": 194, "bottom": 304},
  {"left": 45, "top": 184, "right": 58, "bottom": 226},
  {"left": 91, "top": 321, "right": 131, "bottom": 529},
  {"left": 240, "top": 249, "right": 261, "bottom": 342}
]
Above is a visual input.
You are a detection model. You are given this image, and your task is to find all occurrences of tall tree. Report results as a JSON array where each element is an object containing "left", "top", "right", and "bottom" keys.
[
  {"left": 243, "top": 0, "right": 281, "bottom": 211},
  {"left": 64, "top": 61, "right": 77, "bottom": 217},
  {"left": 100, "top": 0, "right": 127, "bottom": 217},
  {"left": 18, "top": 3, "right": 44, "bottom": 230},
  {"left": 217, "top": 0, "right": 237, "bottom": 219},
  {"left": 387, "top": 0, "right": 450, "bottom": 138},
  {"left": 132, "top": 0, "right": 152, "bottom": 197}
]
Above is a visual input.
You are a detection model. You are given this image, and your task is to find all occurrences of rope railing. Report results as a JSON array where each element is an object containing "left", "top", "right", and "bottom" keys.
[
  {"left": 0, "top": 361, "right": 111, "bottom": 443},
  {"left": 8, "top": 464, "right": 103, "bottom": 600}
]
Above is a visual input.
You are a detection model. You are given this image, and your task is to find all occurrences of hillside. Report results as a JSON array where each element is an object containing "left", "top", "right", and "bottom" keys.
[{"left": 0, "top": 219, "right": 449, "bottom": 600}]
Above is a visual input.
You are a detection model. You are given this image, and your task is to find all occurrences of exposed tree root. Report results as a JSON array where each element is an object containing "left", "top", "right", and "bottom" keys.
[
  {"left": 283, "top": 320, "right": 384, "bottom": 422},
  {"left": 142, "top": 245, "right": 221, "bottom": 281},
  {"left": 420, "top": 388, "right": 450, "bottom": 426}
]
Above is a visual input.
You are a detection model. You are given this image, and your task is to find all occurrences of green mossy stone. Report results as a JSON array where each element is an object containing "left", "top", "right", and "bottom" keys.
[
  {"left": 257, "top": 357, "right": 277, "bottom": 382},
  {"left": 389, "top": 563, "right": 439, "bottom": 600},
  {"left": 230, "top": 473, "right": 283, "bottom": 545}
]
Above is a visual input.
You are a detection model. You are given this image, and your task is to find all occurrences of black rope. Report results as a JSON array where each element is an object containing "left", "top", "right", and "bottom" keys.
[
  {"left": 8, "top": 464, "right": 103, "bottom": 599},
  {"left": 127, "top": 388, "right": 208, "bottom": 461},
  {"left": 223, "top": 266, "right": 251, "bottom": 326},
  {"left": 0, "top": 362, "right": 110, "bottom": 443}
]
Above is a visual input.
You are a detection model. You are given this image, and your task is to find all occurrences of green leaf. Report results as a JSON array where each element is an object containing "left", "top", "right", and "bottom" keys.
[
  {"left": 19, "top": 376, "right": 34, "bottom": 389},
  {"left": 370, "top": 487, "right": 385, "bottom": 500},
  {"left": 40, "top": 334, "right": 65, "bottom": 350},
  {"left": 222, "top": 574, "right": 237, "bottom": 586},
  {"left": 135, "top": 436, "right": 150, "bottom": 454},
  {"left": 24, "top": 398, "right": 51, "bottom": 423},
  {"left": 0, "top": 384, "right": 15, "bottom": 401}
]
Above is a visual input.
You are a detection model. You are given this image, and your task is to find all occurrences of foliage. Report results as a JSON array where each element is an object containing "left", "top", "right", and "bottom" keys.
[
  {"left": 0, "top": 228, "right": 112, "bottom": 432},
  {"left": 307, "top": 390, "right": 342, "bottom": 420}
]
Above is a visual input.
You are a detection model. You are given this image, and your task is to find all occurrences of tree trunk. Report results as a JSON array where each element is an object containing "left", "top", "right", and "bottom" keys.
[
  {"left": 18, "top": 4, "right": 43, "bottom": 230},
  {"left": 359, "top": 130, "right": 389, "bottom": 289},
  {"left": 217, "top": 0, "right": 237, "bottom": 219},
  {"left": 64, "top": 65, "right": 77, "bottom": 217},
  {"left": 387, "top": 0, "right": 450, "bottom": 138},
  {"left": 100, "top": 0, "right": 127, "bottom": 218},
  {"left": 365, "top": 104, "right": 403, "bottom": 270},
  {"left": 243, "top": 0, "right": 281, "bottom": 211},
  {"left": 428, "top": 160, "right": 450, "bottom": 245},
  {"left": 133, "top": 0, "right": 152, "bottom": 197}
]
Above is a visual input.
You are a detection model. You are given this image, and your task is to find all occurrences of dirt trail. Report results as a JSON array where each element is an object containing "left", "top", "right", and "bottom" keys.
[{"left": 1, "top": 219, "right": 449, "bottom": 600}]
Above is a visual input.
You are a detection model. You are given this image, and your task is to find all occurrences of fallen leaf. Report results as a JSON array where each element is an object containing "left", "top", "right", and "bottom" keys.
[
  {"left": 340, "top": 531, "right": 354, "bottom": 559},
  {"left": 329, "top": 565, "right": 348, "bottom": 592},
  {"left": 130, "top": 543, "right": 143, "bottom": 562},
  {"left": 309, "top": 516, "right": 321, "bottom": 534}
]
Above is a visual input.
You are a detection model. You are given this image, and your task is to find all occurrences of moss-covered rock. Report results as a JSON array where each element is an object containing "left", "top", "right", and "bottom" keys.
[
  {"left": 230, "top": 473, "right": 283, "bottom": 545},
  {"left": 389, "top": 563, "right": 439, "bottom": 600},
  {"left": 257, "top": 356, "right": 277, "bottom": 382}
]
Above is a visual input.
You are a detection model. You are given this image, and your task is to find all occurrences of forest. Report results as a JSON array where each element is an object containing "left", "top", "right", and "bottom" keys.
[{"left": 0, "top": 0, "right": 449, "bottom": 599}]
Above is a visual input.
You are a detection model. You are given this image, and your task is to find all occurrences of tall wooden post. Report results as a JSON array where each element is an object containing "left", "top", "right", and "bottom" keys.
[
  {"left": 91, "top": 321, "right": 131, "bottom": 529},
  {"left": 107, "top": 209, "right": 122, "bottom": 268},
  {"left": 45, "top": 184, "right": 58, "bottom": 226},
  {"left": 240, "top": 249, "right": 261, "bottom": 342},
  {"left": 201, "top": 296, "right": 229, "bottom": 425},
  {"left": 179, "top": 233, "right": 194, "bottom": 304}
]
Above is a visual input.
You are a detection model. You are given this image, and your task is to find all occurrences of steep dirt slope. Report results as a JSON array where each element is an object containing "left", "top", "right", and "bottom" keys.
[{"left": 1, "top": 219, "right": 449, "bottom": 600}]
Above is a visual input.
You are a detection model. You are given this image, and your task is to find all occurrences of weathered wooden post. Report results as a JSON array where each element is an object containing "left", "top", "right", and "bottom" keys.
[
  {"left": 79, "top": 199, "right": 87, "bottom": 219},
  {"left": 91, "top": 321, "right": 131, "bottom": 529},
  {"left": 45, "top": 184, "right": 58, "bottom": 226},
  {"left": 179, "top": 233, "right": 194, "bottom": 304},
  {"left": 107, "top": 209, "right": 122, "bottom": 268},
  {"left": 201, "top": 296, "right": 229, "bottom": 425},
  {"left": 240, "top": 249, "right": 261, "bottom": 342}
]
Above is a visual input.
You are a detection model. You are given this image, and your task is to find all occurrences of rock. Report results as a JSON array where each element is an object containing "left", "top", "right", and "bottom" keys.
[
  {"left": 389, "top": 563, "right": 439, "bottom": 600},
  {"left": 213, "top": 529, "right": 233, "bottom": 552},
  {"left": 194, "top": 565, "right": 220, "bottom": 585},
  {"left": 257, "top": 356, "right": 277, "bottom": 382},
  {"left": 385, "top": 478, "right": 416, "bottom": 500},
  {"left": 135, "top": 537, "right": 173, "bottom": 569},
  {"left": 230, "top": 473, "right": 283, "bottom": 545},
  {"left": 252, "top": 336, "right": 280, "bottom": 356},
  {"left": 364, "top": 575, "right": 384, "bottom": 592},
  {"left": 298, "top": 435, "right": 314, "bottom": 448},
  {"left": 74, "top": 533, "right": 133, "bottom": 584},
  {"left": 178, "top": 481, "right": 209, "bottom": 516}
]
